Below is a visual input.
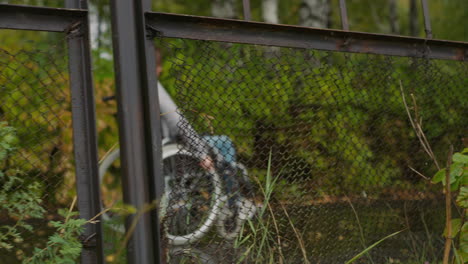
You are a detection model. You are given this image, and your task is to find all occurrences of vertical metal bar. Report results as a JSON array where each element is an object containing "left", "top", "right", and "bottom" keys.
[
  {"left": 65, "top": 0, "right": 103, "bottom": 263},
  {"left": 65, "top": 0, "right": 87, "bottom": 9},
  {"left": 139, "top": 0, "right": 165, "bottom": 262},
  {"left": 110, "top": 0, "right": 162, "bottom": 263},
  {"left": 243, "top": 0, "right": 251, "bottom": 21},
  {"left": 421, "top": 0, "right": 433, "bottom": 39},
  {"left": 339, "top": 0, "right": 349, "bottom": 30}
]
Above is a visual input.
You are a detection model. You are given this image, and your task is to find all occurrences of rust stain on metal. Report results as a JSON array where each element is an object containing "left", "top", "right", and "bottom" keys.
[
  {"left": 361, "top": 41, "right": 373, "bottom": 53},
  {"left": 454, "top": 48, "right": 466, "bottom": 61},
  {"left": 335, "top": 39, "right": 345, "bottom": 51}
]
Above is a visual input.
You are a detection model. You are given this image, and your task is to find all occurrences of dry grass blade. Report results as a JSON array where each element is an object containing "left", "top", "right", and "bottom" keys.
[
  {"left": 65, "top": 196, "right": 77, "bottom": 223},
  {"left": 279, "top": 202, "right": 310, "bottom": 264},
  {"left": 99, "top": 142, "right": 119, "bottom": 164},
  {"left": 87, "top": 207, "right": 112, "bottom": 224},
  {"left": 399, "top": 80, "right": 440, "bottom": 170},
  {"left": 408, "top": 166, "right": 430, "bottom": 180},
  {"left": 107, "top": 201, "right": 158, "bottom": 262}
]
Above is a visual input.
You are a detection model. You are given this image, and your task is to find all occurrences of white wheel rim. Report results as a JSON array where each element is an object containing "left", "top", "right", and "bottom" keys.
[{"left": 99, "top": 144, "right": 223, "bottom": 246}]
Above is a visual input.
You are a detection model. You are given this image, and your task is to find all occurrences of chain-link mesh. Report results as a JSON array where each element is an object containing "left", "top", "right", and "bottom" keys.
[
  {"left": 154, "top": 38, "right": 467, "bottom": 263},
  {"left": 0, "top": 35, "right": 76, "bottom": 262}
]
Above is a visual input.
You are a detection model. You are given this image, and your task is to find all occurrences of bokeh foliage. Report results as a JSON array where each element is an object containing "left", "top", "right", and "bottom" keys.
[
  {"left": 0, "top": 0, "right": 466, "bottom": 262},
  {"left": 158, "top": 39, "right": 467, "bottom": 197}
]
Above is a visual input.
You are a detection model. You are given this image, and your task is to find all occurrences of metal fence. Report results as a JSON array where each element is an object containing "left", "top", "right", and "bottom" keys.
[
  {"left": 0, "top": 1, "right": 467, "bottom": 264},
  {"left": 0, "top": 40, "right": 72, "bottom": 263},
  {"left": 154, "top": 37, "right": 467, "bottom": 263},
  {"left": 143, "top": 10, "right": 467, "bottom": 264},
  {"left": 0, "top": 2, "right": 102, "bottom": 263}
]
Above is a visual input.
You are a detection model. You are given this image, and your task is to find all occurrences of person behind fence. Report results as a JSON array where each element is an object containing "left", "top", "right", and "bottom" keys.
[{"left": 155, "top": 49, "right": 255, "bottom": 217}]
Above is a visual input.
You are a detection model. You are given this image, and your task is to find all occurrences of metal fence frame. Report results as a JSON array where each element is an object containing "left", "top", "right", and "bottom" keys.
[
  {"left": 1, "top": 0, "right": 467, "bottom": 264},
  {"left": 0, "top": 2, "right": 102, "bottom": 263},
  {"left": 110, "top": 1, "right": 163, "bottom": 263},
  {"left": 138, "top": 5, "right": 466, "bottom": 264},
  {"left": 145, "top": 12, "right": 468, "bottom": 61}
]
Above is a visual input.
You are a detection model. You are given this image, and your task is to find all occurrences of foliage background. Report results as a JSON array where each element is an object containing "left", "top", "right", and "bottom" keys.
[{"left": 0, "top": 0, "right": 466, "bottom": 262}]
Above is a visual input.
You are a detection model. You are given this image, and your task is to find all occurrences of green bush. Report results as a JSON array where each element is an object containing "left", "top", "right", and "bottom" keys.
[
  {"left": 0, "top": 122, "right": 85, "bottom": 263},
  {"left": 159, "top": 40, "right": 468, "bottom": 196},
  {"left": 0, "top": 122, "right": 45, "bottom": 251}
]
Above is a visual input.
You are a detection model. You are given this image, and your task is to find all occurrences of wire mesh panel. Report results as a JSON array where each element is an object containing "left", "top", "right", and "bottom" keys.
[
  {"left": 0, "top": 32, "right": 77, "bottom": 262},
  {"left": 153, "top": 38, "right": 467, "bottom": 263}
]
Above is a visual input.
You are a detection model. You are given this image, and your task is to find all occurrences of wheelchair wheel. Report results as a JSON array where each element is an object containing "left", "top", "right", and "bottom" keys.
[
  {"left": 98, "top": 144, "right": 224, "bottom": 246},
  {"left": 168, "top": 247, "right": 216, "bottom": 264},
  {"left": 162, "top": 144, "right": 223, "bottom": 245}
]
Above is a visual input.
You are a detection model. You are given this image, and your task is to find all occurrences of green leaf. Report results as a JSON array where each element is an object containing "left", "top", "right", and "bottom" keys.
[
  {"left": 0, "top": 241, "right": 13, "bottom": 250},
  {"left": 457, "top": 186, "right": 468, "bottom": 208},
  {"left": 433, "top": 164, "right": 464, "bottom": 187},
  {"left": 49, "top": 234, "right": 66, "bottom": 244},
  {"left": 345, "top": 230, "right": 404, "bottom": 264},
  {"left": 443, "top": 218, "right": 461, "bottom": 238},
  {"left": 453, "top": 153, "right": 468, "bottom": 164},
  {"left": 50, "top": 221, "right": 63, "bottom": 228},
  {"left": 462, "top": 174, "right": 468, "bottom": 186},
  {"left": 453, "top": 247, "right": 462, "bottom": 264},
  {"left": 23, "top": 224, "right": 33, "bottom": 232},
  {"left": 450, "top": 163, "right": 464, "bottom": 180},
  {"left": 451, "top": 181, "right": 460, "bottom": 192},
  {"left": 461, "top": 243, "right": 468, "bottom": 254},
  {"left": 57, "top": 209, "right": 69, "bottom": 218},
  {"left": 432, "top": 168, "right": 446, "bottom": 184},
  {"left": 110, "top": 203, "right": 137, "bottom": 216},
  {"left": 460, "top": 222, "right": 468, "bottom": 262},
  {"left": 460, "top": 251, "right": 468, "bottom": 264}
]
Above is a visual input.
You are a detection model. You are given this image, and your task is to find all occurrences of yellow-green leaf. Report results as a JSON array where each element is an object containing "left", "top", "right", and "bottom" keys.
[
  {"left": 457, "top": 187, "right": 468, "bottom": 208},
  {"left": 346, "top": 230, "right": 404, "bottom": 264},
  {"left": 432, "top": 168, "right": 446, "bottom": 184},
  {"left": 443, "top": 218, "right": 461, "bottom": 238},
  {"left": 453, "top": 153, "right": 468, "bottom": 164}
]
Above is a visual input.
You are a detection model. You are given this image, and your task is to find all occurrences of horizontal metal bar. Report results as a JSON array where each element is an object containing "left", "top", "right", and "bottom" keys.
[
  {"left": 146, "top": 12, "right": 468, "bottom": 61},
  {"left": 0, "top": 4, "right": 86, "bottom": 32}
]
